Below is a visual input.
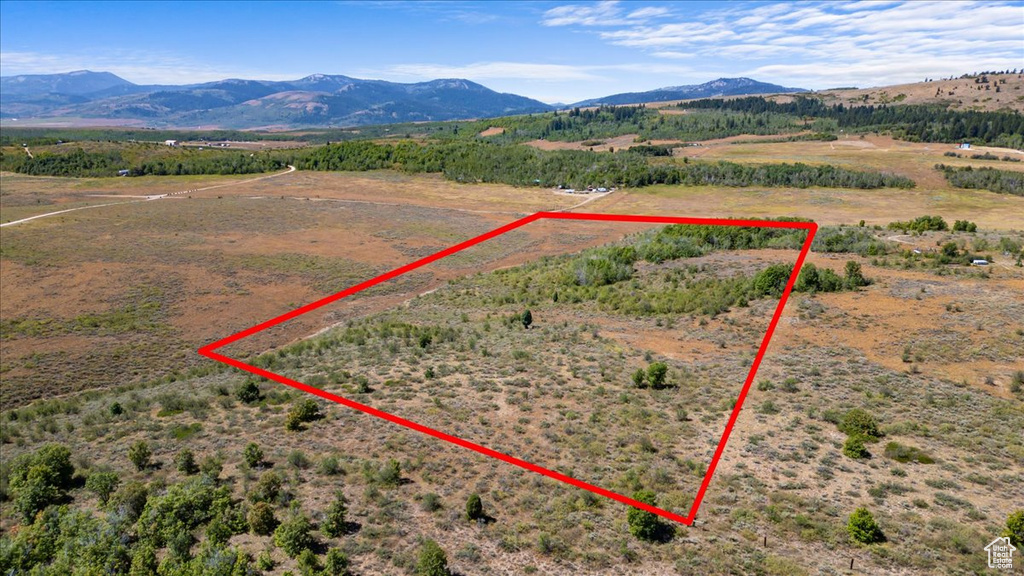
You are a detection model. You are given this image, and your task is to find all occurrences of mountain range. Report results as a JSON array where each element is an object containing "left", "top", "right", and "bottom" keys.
[{"left": 0, "top": 71, "right": 806, "bottom": 129}]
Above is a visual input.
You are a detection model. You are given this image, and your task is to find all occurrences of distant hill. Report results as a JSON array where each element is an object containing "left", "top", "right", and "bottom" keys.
[
  {"left": 572, "top": 77, "right": 807, "bottom": 107},
  {"left": 0, "top": 70, "right": 134, "bottom": 97},
  {"left": 0, "top": 71, "right": 554, "bottom": 127}
]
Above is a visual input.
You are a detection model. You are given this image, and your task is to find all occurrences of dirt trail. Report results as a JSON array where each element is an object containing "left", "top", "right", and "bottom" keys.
[{"left": 0, "top": 165, "right": 296, "bottom": 228}]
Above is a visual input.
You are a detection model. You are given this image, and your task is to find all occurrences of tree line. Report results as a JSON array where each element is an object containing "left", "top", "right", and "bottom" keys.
[
  {"left": 296, "top": 140, "right": 915, "bottom": 189},
  {"left": 681, "top": 96, "right": 1024, "bottom": 149},
  {"left": 0, "top": 147, "right": 288, "bottom": 178},
  {"left": 935, "top": 164, "right": 1023, "bottom": 196}
]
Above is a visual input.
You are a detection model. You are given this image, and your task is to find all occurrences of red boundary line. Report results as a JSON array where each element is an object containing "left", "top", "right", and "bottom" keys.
[{"left": 199, "top": 212, "right": 817, "bottom": 526}]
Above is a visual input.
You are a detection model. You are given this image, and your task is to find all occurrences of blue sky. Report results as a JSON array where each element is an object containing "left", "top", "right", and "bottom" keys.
[{"left": 2, "top": 0, "right": 1022, "bottom": 103}]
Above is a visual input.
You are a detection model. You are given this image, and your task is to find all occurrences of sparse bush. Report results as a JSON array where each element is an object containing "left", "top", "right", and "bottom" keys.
[
  {"left": 1004, "top": 510, "right": 1024, "bottom": 547},
  {"left": 466, "top": 493, "right": 484, "bottom": 521},
  {"left": 200, "top": 455, "right": 223, "bottom": 479},
  {"left": 175, "top": 448, "right": 199, "bottom": 475},
  {"left": 631, "top": 368, "right": 647, "bottom": 388},
  {"left": 843, "top": 435, "right": 870, "bottom": 459},
  {"left": 243, "top": 442, "right": 264, "bottom": 468},
  {"left": 324, "top": 548, "right": 349, "bottom": 576},
  {"left": 416, "top": 539, "right": 451, "bottom": 576},
  {"left": 273, "top": 510, "right": 314, "bottom": 557},
  {"left": 85, "top": 471, "right": 120, "bottom": 504},
  {"left": 249, "top": 471, "right": 283, "bottom": 504},
  {"left": 296, "top": 548, "right": 320, "bottom": 575},
  {"left": 838, "top": 408, "right": 881, "bottom": 440},
  {"left": 752, "top": 264, "right": 791, "bottom": 297},
  {"left": 848, "top": 507, "right": 885, "bottom": 544},
  {"left": 627, "top": 489, "right": 662, "bottom": 541},
  {"left": 236, "top": 380, "right": 262, "bottom": 404},
  {"left": 248, "top": 502, "right": 277, "bottom": 535},
  {"left": 109, "top": 481, "right": 148, "bottom": 522},
  {"left": 288, "top": 450, "right": 310, "bottom": 469},
  {"left": 883, "top": 441, "right": 935, "bottom": 464},
  {"left": 128, "top": 441, "right": 152, "bottom": 471},
  {"left": 256, "top": 550, "right": 275, "bottom": 571},
  {"left": 322, "top": 492, "right": 348, "bottom": 537},
  {"left": 318, "top": 455, "right": 341, "bottom": 476},
  {"left": 646, "top": 362, "right": 668, "bottom": 389},
  {"left": 521, "top": 309, "right": 533, "bottom": 329},
  {"left": 370, "top": 459, "right": 402, "bottom": 487},
  {"left": 421, "top": 492, "right": 443, "bottom": 512},
  {"left": 286, "top": 399, "right": 322, "bottom": 431}
]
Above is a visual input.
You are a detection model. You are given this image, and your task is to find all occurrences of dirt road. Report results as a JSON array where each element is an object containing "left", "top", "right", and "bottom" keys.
[{"left": 0, "top": 165, "right": 296, "bottom": 228}]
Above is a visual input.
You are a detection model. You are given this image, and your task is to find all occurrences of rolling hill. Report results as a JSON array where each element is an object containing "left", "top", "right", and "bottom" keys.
[
  {"left": 0, "top": 71, "right": 555, "bottom": 127},
  {"left": 572, "top": 77, "right": 806, "bottom": 107}
]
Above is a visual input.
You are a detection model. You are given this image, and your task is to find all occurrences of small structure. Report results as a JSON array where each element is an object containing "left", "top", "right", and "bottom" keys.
[
  {"left": 972, "top": 259, "right": 989, "bottom": 266},
  {"left": 164, "top": 140, "right": 178, "bottom": 146},
  {"left": 117, "top": 169, "right": 130, "bottom": 177},
  {"left": 958, "top": 142, "right": 972, "bottom": 150}
]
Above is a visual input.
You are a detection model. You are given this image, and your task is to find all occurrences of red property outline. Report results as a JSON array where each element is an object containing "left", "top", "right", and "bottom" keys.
[{"left": 199, "top": 212, "right": 817, "bottom": 526}]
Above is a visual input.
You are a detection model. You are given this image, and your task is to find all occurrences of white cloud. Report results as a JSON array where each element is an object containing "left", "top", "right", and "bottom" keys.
[
  {"left": 381, "top": 61, "right": 605, "bottom": 82},
  {"left": 539, "top": 0, "right": 1024, "bottom": 88},
  {"left": 542, "top": 1, "right": 625, "bottom": 27}
]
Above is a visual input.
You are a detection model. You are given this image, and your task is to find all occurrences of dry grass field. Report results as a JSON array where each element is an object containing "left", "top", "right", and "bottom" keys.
[
  {"left": 1, "top": 133, "right": 1022, "bottom": 575},
  {"left": 1, "top": 170, "right": 635, "bottom": 406}
]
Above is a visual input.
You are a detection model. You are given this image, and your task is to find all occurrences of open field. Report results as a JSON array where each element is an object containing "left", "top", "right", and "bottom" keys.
[
  {"left": 1, "top": 170, "right": 641, "bottom": 406},
  {"left": 2, "top": 225, "right": 1021, "bottom": 575},
  {"left": 2, "top": 131, "right": 1023, "bottom": 575}
]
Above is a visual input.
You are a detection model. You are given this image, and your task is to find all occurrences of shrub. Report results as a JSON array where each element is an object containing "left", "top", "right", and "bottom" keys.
[
  {"left": 843, "top": 435, "right": 870, "bottom": 459},
  {"left": 200, "top": 455, "right": 223, "bottom": 479},
  {"left": 128, "top": 441, "right": 152, "bottom": 471},
  {"left": 844, "top": 260, "right": 868, "bottom": 288},
  {"left": 109, "top": 481, "right": 148, "bottom": 523},
  {"left": 130, "top": 544, "right": 158, "bottom": 575},
  {"left": 31, "top": 444, "right": 74, "bottom": 489},
  {"left": 236, "top": 380, "right": 262, "bottom": 403},
  {"left": 85, "top": 471, "right": 120, "bottom": 504},
  {"left": 175, "top": 448, "right": 199, "bottom": 475},
  {"left": 522, "top": 309, "right": 533, "bottom": 329},
  {"left": 318, "top": 455, "right": 341, "bottom": 476},
  {"left": 273, "top": 511, "right": 314, "bottom": 557},
  {"left": 416, "top": 539, "right": 451, "bottom": 576},
  {"left": 421, "top": 492, "right": 443, "bottom": 512},
  {"left": 243, "top": 442, "right": 264, "bottom": 468},
  {"left": 11, "top": 466, "right": 60, "bottom": 522},
  {"left": 256, "top": 550, "right": 275, "bottom": 571},
  {"left": 322, "top": 492, "right": 348, "bottom": 537},
  {"left": 7, "top": 443, "right": 75, "bottom": 521},
  {"left": 1005, "top": 510, "right": 1024, "bottom": 547},
  {"left": 249, "top": 471, "right": 283, "bottom": 504},
  {"left": 631, "top": 368, "right": 647, "bottom": 388},
  {"left": 646, "top": 362, "right": 668, "bottom": 389},
  {"left": 847, "top": 507, "right": 885, "bottom": 544},
  {"left": 248, "top": 502, "right": 277, "bottom": 535},
  {"left": 466, "top": 493, "right": 484, "bottom": 521},
  {"left": 375, "top": 459, "right": 402, "bottom": 487},
  {"left": 288, "top": 450, "right": 311, "bottom": 469},
  {"left": 323, "top": 549, "right": 349, "bottom": 576},
  {"left": 838, "top": 408, "right": 881, "bottom": 440},
  {"left": 296, "top": 549, "right": 320, "bottom": 575},
  {"left": 627, "top": 489, "right": 662, "bottom": 541},
  {"left": 287, "top": 399, "right": 322, "bottom": 430},
  {"left": 752, "top": 264, "right": 792, "bottom": 297},
  {"left": 883, "top": 441, "right": 935, "bottom": 464},
  {"left": 110, "top": 402, "right": 124, "bottom": 416}
]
